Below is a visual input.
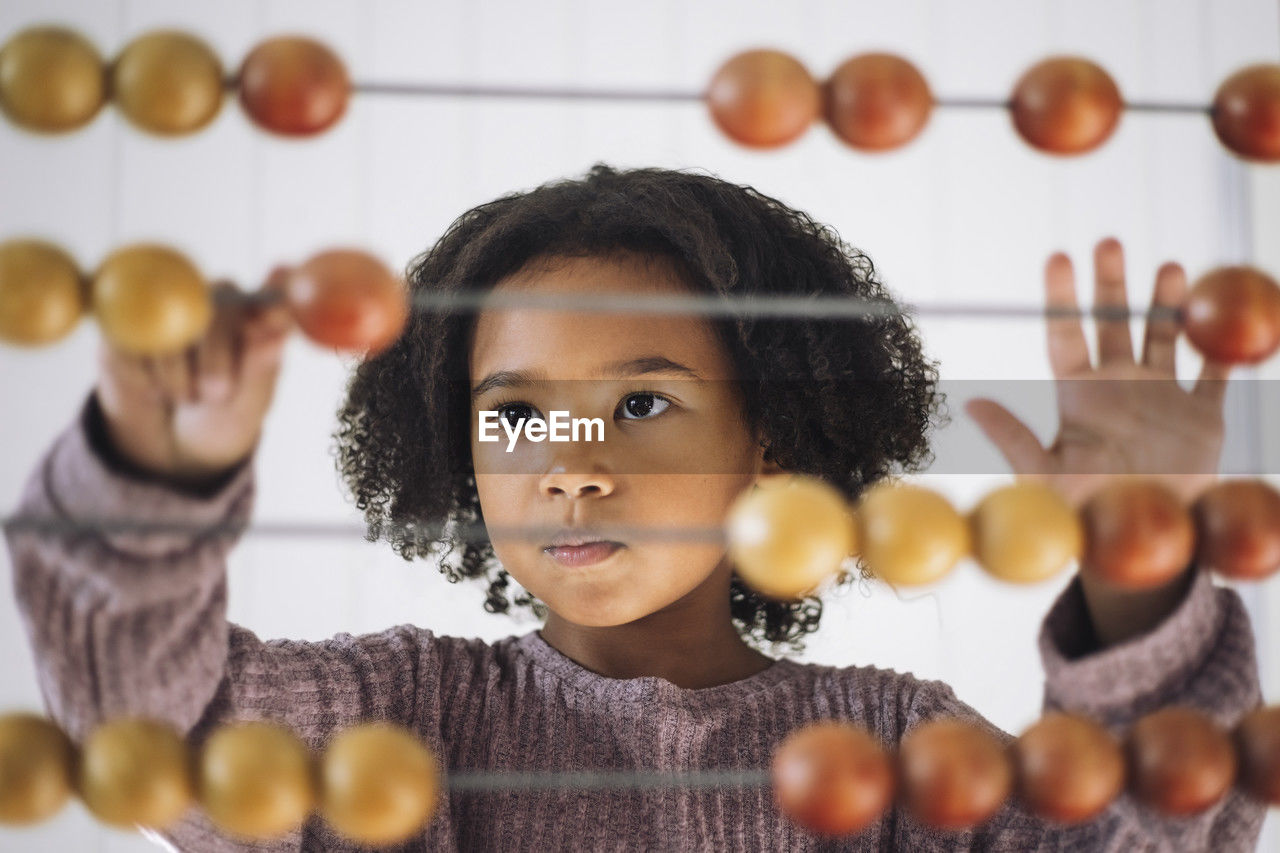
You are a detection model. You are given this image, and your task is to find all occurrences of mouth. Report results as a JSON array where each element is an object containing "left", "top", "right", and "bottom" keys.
[{"left": 542, "top": 541, "right": 626, "bottom": 567}]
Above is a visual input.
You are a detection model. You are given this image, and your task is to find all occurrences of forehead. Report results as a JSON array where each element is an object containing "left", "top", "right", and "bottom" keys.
[{"left": 468, "top": 253, "right": 735, "bottom": 382}]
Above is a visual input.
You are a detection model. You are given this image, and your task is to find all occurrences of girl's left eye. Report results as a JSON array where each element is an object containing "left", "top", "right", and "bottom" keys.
[{"left": 617, "top": 392, "right": 671, "bottom": 421}]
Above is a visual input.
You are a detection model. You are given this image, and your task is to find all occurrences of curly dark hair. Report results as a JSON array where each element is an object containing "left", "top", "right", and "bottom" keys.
[{"left": 334, "top": 163, "right": 947, "bottom": 654}]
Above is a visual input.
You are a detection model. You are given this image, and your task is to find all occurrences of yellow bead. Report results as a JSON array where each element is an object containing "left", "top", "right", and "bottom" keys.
[
  {"left": 91, "top": 244, "right": 211, "bottom": 354},
  {"left": 0, "top": 239, "right": 84, "bottom": 346},
  {"left": 0, "top": 713, "right": 75, "bottom": 825},
  {"left": 80, "top": 718, "right": 193, "bottom": 829},
  {"left": 857, "top": 482, "right": 968, "bottom": 586},
  {"left": 0, "top": 27, "right": 105, "bottom": 133},
  {"left": 970, "top": 481, "right": 1082, "bottom": 583},
  {"left": 320, "top": 722, "right": 439, "bottom": 845},
  {"left": 726, "top": 474, "right": 855, "bottom": 600},
  {"left": 199, "top": 721, "right": 315, "bottom": 840},
  {"left": 111, "top": 31, "right": 224, "bottom": 136}
]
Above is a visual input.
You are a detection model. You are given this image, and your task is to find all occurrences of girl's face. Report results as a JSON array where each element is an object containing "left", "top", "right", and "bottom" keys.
[{"left": 468, "top": 252, "right": 776, "bottom": 627}]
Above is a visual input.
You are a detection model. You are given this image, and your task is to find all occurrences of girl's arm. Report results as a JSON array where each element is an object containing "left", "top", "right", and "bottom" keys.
[
  {"left": 5, "top": 394, "right": 444, "bottom": 849},
  {"left": 887, "top": 565, "right": 1263, "bottom": 851}
]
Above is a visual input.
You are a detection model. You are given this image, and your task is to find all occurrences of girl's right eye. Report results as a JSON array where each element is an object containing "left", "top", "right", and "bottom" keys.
[{"left": 497, "top": 403, "right": 538, "bottom": 428}]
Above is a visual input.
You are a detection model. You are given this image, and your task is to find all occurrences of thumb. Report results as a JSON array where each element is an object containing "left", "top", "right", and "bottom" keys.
[{"left": 965, "top": 398, "right": 1048, "bottom": 477}]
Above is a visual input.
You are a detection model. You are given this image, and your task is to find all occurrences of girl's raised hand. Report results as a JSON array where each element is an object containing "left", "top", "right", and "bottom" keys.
[
  {"left": 965, "top": 238, "right": 1229, "bottom": 509},
  {"left": 95, "top": 267, "right": 295, "bottom": 488}
]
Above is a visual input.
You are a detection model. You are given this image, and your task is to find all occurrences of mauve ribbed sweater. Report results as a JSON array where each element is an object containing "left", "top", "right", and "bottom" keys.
[{"left": 3, "top": 395, "right": 1268, "bottom": 851}]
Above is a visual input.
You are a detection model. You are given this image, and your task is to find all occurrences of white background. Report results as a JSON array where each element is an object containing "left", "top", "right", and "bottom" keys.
[{"left": 1, "top": 0, "right": 1279, "bottom": 849}]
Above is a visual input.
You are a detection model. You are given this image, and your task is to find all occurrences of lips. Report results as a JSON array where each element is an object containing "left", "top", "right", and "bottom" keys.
[{"left": 543, "top": 541, "right": 625, "bottom": 567}]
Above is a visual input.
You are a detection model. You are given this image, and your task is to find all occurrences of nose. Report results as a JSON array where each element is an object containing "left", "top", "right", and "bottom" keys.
[{"left": 540, "top": 466, "right": 616, "bottom": 499}]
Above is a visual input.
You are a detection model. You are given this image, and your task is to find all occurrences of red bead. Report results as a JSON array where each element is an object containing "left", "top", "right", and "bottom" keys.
[
  {"left": 285, "top": 250, "right": 408, "bottom": 354},
  {"left": 1127, "top": 708, "right": 1236, "bottom": 816},
  {"left": 898, "top": 719, "right": 1012, "bottom": 829},
  {"left": 1013, "top": 713, "right": 1124, "bottom": 824},
  {"left": 1184, "top": 266, "right": 1280, "bottom": 365},
  {"left": 1234, "top": 706, "right": 1280, "bottom": 805},
  {"left": 823, "top": 53, "right": 932, "bottom": 152},
  {"left": 1080, "top": 480, "right": 1194, "bottom": 590},
  {"left": 1211, "top": 64, "right": 1280, "bottom": 162},
  {"left": 1194, "top": 480, "right": 1280, "bottom": 581},
  {"left": 1010, "top": 57, "right": 1122, "bottom": 155},
  {"left": 772, "top": 721, "right": 894, "bottom": 836},
  {"left": 238, "top": 37, "right": 350, "bottom": 136},
  {"left": 706, "top": 50, "right": 819, "bottom": 148}
]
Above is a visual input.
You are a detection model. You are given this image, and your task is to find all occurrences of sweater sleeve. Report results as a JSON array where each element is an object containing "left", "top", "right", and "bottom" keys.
[
  {"left": 3, "top": 394, "right": 443, "bottom": 850},
  {"left": 887, "top": 567, "right": 1265, "bottom": 852}
]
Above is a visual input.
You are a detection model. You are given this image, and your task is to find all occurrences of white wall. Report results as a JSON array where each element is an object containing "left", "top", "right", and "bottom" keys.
[{"left": 1, "top": 0, "right": 1278, "bottom": 849}]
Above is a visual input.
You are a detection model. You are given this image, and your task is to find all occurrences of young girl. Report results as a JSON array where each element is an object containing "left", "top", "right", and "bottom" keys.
[{"left": 5, "top": 165, "right": 1263, "bottom": 850}]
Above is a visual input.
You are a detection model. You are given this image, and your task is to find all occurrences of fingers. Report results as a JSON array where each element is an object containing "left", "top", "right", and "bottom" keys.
[
  {"left": 97, "top": 338, "right": 161, "bottom": 406},
  {"left": 1140, "top": 262, "right": 1187, "bottom": 377},
  {"left": 240, "top": 268, "right": 294, "bottom": 382},
  {"left": 194, "top": 281, "right": 243, "bottom": 403},
  {"left": 1093, "top": 237, "right": 1134, "bottom": 366},
  {"left": 964, "top": 398, "right": 1049, "bottom": 477},
  {"left": 146, "top": 351, "right": 195, "bottom": 404},
  {"left": 1045, "top": 252, "right": 1091, "bottom": 378},
  {"left": 1193, "top": 358, "right": 1232, "bottom": 407}
]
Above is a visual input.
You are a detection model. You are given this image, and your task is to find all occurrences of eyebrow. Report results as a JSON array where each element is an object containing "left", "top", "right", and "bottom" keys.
[{"left": 470, "top": 355, "right": 704, "bottom": 399}]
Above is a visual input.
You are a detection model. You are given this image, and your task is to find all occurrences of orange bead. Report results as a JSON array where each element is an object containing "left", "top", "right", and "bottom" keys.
[
  {"left": 1126, "top": 707, "right": 1236, "bottom": 816},
  {"left": 319, "top": 722, "right": 439, "bottom": 845},
  {"left": 726, "top": 475, "right": 855, "bottom": 601},
  {"left": 1013, "top": 713, "right": 1124, "bottom": 824},
  {"left": 92, "top": 245, "right": 212, "bottom": 354},
  {"left": 1184, "top": 266, "right": 1280, "bottom": 365},
  {"left": 111, "top": 31, "right": 224, "bottom": 136},
  {"left": 238, "top": 37, "right": 350, "bottom": 136},
  {"left": 0, "top": 26, "right": 106, "bottom": 133},
  {"left": 1010, "top": 57, "right": 1122, "bottom": 155},
  {"left": 856, "top": 482, "right": 969, "bottom": 586},
  {"left": 0, "top": 239, "right": 84, "bottom": 346},
  {"left": 285, "top": 250, "right": 408, "bottom": 355},
  {"left": 772, "top": 720, "right": 894, "bottom": 836},
  {"left": 969, "top": 481, "right": 1082, "bottom": 583},
  {"left": 199, "top": 721, "right": 315, "bottom": 840},
  {"left": 706, "top": 50, "right": 820, "bottom": 148},
  {"left": 898, "top": 719, "right": 1012, "bottom": 830},
  {"left": 0, "top": 713, "right": 76, "bottom": 825},
  {"left": 1080, "top": 479, "right": 1194, "bottom": 590},
  {"left": 80, "top": 718, "right": 194, "bottom": 829},
  {"left": 1211, "top": 64, "right": 1280, "bottom": 162},
  {"left": 823, "top": 53, "right": 933, "bottom": 152},
  {"left": 1193, "top": 480, "right": 1280, "bottom": 581},
  {"left": 1233, "top": 705, "right": 1280, "bottom": 805}
]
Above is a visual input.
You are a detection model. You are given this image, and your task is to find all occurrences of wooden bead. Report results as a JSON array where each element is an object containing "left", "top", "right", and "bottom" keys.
[
  {"left": 899, "top": 718, "right": 1012, "bottom": 829},
  {"left": 1080, "top": 479, "right": 1194, "bottom": 590},
  {"left": 1013, "top": 712, "right": 1124, "bottom": 823},
  {"left": 1233, "top": 705, "right": 1280, "bottom": 805},
  {"left": 1126, "top": 708, "right": 1236, "bottom": 816},
  {"left": 92, "top": 245, "right": 212, "bottom": 355},
  {"left": 0, "top": 239, "right": 84, "bottom": 346},
  {"left": 199, "top": 721, "right": 315, "bottom": 840},
  {"left": 1193, "top": 480, "right": 1280, "bottom": 581},
  {"left": 1211, "top": 64, "right": 1280, "bottom": 162},
  {"left": 238, "top": 37, "right": 351, "bottom": 136},
  {"left": 1184, "top": 266, "right": 1280, "bottom": 365},
  {"left": 285, "top": 249, "right": 408, "bottom": 354},
  {"left": 856, "top": 482, "right": 969, "bottom": 586},
  {"left": 0, "top": 26, "right": 105, "bottom": 133},
  {"left": 0, "top": 713, "right": 76, "bottom": 825},
  {"left": 111, "top": 31, "right": 224, "bottom": 136},
  {"left": 969, "top": 481, "right": 1081, "bottom": 583},
  {"left": 772, "top": 720, "right": 894, "bottom": 836},
  {"left": 824, "top": 53, "right": 932, "bottom": 151},
  {"left": 319, "top": 722, "right": 439, "bottom": 845},
  {"left": 727, "top": 475, "right": 855, "bottom": 601},
  {"left": 80, "top": 718, "right": 194, "bottom": 829},
  {"left": 706, "top": 50, "right": 820, "bottom": 148},
  {"left": 1010, "top": 57, "right": 1122, "bottom": 155}
]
